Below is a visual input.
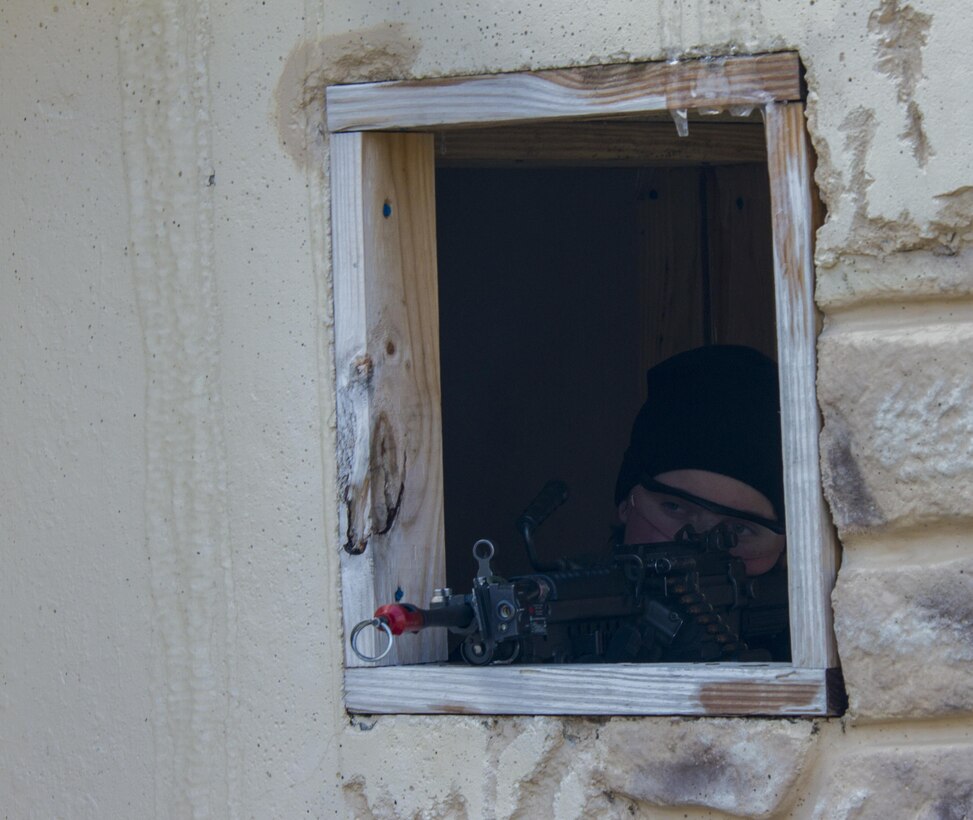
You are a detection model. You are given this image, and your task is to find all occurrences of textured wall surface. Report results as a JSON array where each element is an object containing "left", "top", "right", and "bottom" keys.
[{"left": 3, "top": 0, "right": 973, "bottom": 817}]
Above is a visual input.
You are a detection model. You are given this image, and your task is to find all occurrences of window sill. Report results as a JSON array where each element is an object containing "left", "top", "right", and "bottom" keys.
[{"left": 345, "top": 663, "right": 845, "bottom": 716}]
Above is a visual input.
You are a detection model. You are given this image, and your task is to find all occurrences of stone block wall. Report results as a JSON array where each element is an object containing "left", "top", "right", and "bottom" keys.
[
  {"left": 3, "top": 0, "right": 973, "bottom": 817},
  {"left": 820, "top": 315, "right": 973, "bottom": 721}
]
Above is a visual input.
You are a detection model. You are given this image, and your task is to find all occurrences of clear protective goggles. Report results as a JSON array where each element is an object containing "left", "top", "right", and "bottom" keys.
[{"left": 633, "top": 475, "right": 785, "bottom": 555}]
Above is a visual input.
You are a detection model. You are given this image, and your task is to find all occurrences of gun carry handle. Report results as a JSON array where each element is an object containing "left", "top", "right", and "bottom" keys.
[{"left": 517, "top": 480, "right": 569, "bottom": 571}]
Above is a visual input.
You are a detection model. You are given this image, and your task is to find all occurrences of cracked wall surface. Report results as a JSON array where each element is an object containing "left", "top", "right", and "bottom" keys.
[{"left": 4, "top": 0, "right": 973, "bottom": 817}]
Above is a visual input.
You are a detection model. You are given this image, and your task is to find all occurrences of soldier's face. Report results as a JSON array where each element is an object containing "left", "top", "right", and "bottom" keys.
[{"left": 618, "top": 468, "right": 785, "bottom": 576}]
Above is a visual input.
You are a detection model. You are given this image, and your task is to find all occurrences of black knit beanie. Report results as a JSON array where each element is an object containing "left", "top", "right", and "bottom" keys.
[{"left": 614, "top": 345, "right": 785, "bottom": 521}]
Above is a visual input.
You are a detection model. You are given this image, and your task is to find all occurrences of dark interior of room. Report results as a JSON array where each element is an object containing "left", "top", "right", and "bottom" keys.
[{"left": 435, "top": 123, "right": 776, "bottom": 585}]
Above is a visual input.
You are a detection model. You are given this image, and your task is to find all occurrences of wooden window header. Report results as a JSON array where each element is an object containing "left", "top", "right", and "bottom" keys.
[
  {"left": 434, "top": 121, "right": 768, "bottom": 167},
  {"left": 326, "top": 52, "right": 802, "bottom": 133}
]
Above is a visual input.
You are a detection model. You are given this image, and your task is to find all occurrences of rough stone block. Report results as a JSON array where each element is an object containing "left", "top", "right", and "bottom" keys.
[
  {"left": 833, "top": 557, "right": 973, "bottom": 719},
  {"left": 810, "top": 744, "right": 973, "bottom": 818},
  {"left": 818, "top": 322, "right": 973, "bottom": 536},
  {"left": 816, "top": 250, "right": 973, "bottom": 310},
  {"left": 592, "top": 717, "right": 817, "bottom": 817}
]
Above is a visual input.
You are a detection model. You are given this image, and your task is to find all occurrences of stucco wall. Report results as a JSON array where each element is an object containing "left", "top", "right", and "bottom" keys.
[{"left": 2, "top": 0, "right": 972, "bottom": 817}]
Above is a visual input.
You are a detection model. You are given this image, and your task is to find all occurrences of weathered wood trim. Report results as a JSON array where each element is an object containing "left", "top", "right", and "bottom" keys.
[
  {"left": 345, "top": 664, "right": 837, "bottom": 716},
  {"left": 435, "top": 122, "right": 767, "bottom": 167},
  {"left": 764, "top": 102, "right": 840, "bottom": 669},
  {"left": 326, "top": 53, "right": 802, "bottom": 133},
  {"left": 329, "top": 60, "right": 843, "bottom": 713},
  {"left": 331, "top": 132, "right": 446, "bottom": 667}
]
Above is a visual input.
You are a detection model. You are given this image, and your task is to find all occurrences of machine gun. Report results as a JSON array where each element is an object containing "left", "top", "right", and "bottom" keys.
[{"left": 349, "top": 482, "right": 789, "bottom": 665}]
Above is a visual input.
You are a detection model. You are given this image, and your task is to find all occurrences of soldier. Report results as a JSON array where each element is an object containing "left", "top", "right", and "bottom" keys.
[{"left": 614, "top": 345, "right": 786, "bottom": 577}]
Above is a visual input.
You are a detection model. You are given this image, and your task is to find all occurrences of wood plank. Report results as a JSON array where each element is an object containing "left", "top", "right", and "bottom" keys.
[
  {"left": 331, "top": 132, "right": 446, "bottom": 667},
  {"left": 345, "top": 664, "right": 837, "bottom": 716},
  {"left": 705, "top": 163, "right": 778, "bottom": 358},
  {"left": 327, "top": 53, "right": 802, "bottom": 132},
  {"left": 764, "top": 102, "right": 840, "bottom": 669},
  {"left": 435, "top": 122, "right": 767, "bottom": 167},
  {"left": 637, "top": 167, "right": 705, "bottom": 373}
]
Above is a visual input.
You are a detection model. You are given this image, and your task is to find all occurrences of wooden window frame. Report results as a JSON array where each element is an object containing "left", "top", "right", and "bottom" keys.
[{"left": 327, "top": 52, "right": 844, "bottom": 716}]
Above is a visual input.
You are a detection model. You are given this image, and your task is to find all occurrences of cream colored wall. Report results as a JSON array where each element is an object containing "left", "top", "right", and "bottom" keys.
[{"left": 2, "top": 1, "right": 971, "bottom": 817}]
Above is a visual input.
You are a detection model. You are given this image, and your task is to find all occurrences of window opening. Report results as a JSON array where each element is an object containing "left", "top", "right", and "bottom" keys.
[{"left": 328, "top": 53, "right": 844, "bottom": 715}]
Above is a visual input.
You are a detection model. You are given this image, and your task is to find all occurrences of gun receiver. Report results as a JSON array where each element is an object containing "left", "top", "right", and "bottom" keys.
[{"left": 350, "top": 526, "right": 789, "bottom": 666}]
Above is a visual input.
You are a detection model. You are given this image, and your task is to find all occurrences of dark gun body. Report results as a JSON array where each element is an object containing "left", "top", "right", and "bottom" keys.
[{"left": 353, "top": 533, "right": 789, "bottom": 666}]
